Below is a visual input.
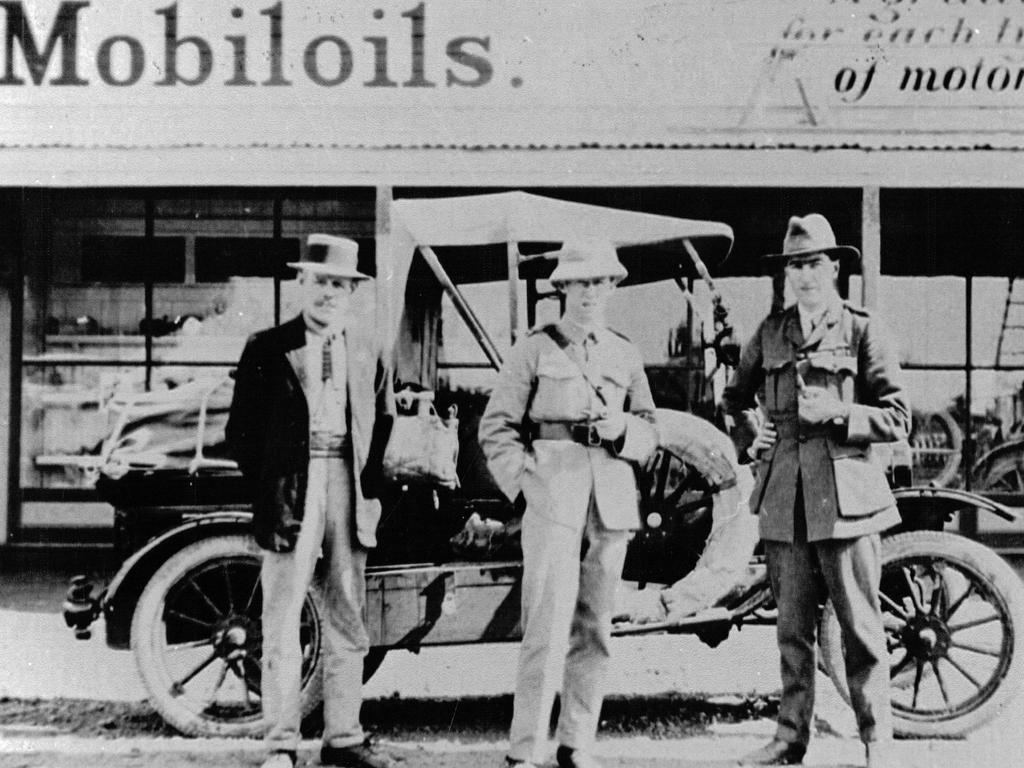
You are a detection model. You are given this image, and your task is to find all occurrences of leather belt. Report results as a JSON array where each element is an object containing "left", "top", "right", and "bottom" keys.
[
  {"left": 533, "top": 421, "right": 615, "bottom": 450},
  {"left": 310, "top": 431, "right": 351, "bottom": 458},
  {"left": 771, "top": 419, "right": 834, "bottom": 440}
]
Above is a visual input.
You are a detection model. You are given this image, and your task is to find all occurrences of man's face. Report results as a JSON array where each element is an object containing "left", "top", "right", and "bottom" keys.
[
  {"left": 300, "top": 271, "right": 356, "bottom": 328},
  {"left": 784, "top": 253, "right": 839, "bottom": 311},
  {"left": 560, "top": 277, "right": 616, "bottom": 325}
]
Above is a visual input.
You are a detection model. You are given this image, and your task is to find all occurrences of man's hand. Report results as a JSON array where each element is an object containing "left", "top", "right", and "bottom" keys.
[
  {"left": 449, "top": 512, "right": 508, "bottom": 559},
  {"left": 593, "top": 412, "right": 626, "bottom": 441},
  {"left": 749, "top": 419, "right": 778, "bottom": 460},
  {"left": 797, "top": 374, "right": 850, "bottom": 425}
]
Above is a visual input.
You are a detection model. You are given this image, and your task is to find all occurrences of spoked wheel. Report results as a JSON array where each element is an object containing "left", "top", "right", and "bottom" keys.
[
  {"left": 909, "top": 410, "right": 963, "bottom": 489},
  {"left": 624, "top": 409, "right": 742, "bottom": 586},
  {"left": 819, "top": 531, "right": 1024, "bottom": 738},
  {"left": 973, "top": 444, "right": 1024, "bottom": 493},
  {"left": 131, "top": 534, "right": 323, "bottom": 737}
]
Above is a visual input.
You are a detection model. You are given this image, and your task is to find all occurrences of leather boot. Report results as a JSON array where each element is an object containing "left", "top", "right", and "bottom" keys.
[{"left": 737, "top": 738, "right": 806, "bottom": 765}]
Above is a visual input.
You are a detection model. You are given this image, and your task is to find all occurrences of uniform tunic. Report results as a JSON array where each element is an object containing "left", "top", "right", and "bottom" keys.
[
  {"left": 721, "top": 296, "right": 910, "bottom": 748},
  {"left": 722, "top": 298, "right": 909, "bottom": 542},
  {"left": 479, "top": 319, "right": 658, "bottom": 762}
]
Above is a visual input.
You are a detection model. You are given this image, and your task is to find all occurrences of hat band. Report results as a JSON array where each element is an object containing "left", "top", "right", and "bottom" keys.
[{"left": 307, "top": 244, "right": 331, "bottom": 264}]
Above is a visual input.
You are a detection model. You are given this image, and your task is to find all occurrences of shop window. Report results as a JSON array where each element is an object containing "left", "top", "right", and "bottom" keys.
[
  {"left": 153, "top": 278, "right": 275, "bottom": 365},
  {"left": 17, "top": 188, "right": 377, "bottom": 530},
  {"left": 195, "top": 237, "right": 299, "bottom": 282},
  {"left": 81, "top": 235, "right": 186, "bottom": 283}
]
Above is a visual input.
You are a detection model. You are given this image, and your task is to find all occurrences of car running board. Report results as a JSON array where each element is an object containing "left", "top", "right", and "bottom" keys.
[{"left": 611, "top": 606, "right": 733, "bottom": 637}]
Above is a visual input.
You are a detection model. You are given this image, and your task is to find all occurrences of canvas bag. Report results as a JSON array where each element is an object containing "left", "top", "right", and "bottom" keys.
[{"left": 380, "top": 390, "right": 460, "bottom": 489}]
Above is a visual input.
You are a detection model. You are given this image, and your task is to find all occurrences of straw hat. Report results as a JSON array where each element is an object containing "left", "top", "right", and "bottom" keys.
[{"left": 288, "top": 234, "right": 370, "bottom": 279}]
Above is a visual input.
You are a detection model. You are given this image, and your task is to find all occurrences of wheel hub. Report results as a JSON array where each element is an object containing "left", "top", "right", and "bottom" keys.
[
  {"left": 900, "top": 614, "right": 951, "bottom": 661},
  {"left": 213, "top": 616, "right": 254, "bottom": 662}
]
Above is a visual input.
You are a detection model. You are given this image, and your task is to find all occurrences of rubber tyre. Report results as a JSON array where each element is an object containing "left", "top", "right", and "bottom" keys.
[
  {"left": 131, "top": 533, "right": 324, "bottom": 737},
  {"left": 974, "top": 448, "right": 1024, "bottom": 493},
  {"left": 819, "top": 531, "right": 1024, "bottom": 738}
]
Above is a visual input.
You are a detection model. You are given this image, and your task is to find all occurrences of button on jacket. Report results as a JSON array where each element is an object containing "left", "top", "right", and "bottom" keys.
[
  {"left": 721, "top": 297, "right": 910, "bottom": 542},
  {"left": 478, "top": 320, "right": 659, "bottom": 531}
]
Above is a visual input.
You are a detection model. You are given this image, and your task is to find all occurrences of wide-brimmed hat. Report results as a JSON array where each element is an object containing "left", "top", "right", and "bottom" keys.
[
  {"left": 288, "top": 234, "right": 370, "bottom": 280},
  {"left": 761, "top": 214, "right": 860, "bottom": 268},
  {"left": 547, "top": 239, "right": 628, "bottom": 284}
]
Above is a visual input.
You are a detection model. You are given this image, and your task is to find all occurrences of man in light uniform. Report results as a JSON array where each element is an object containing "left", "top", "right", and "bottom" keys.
[
  {"left": 721, "top": 215, "right": 908, "bottom": 768},
  {"left": 227, "top": 235, "right": 396, "bottom": 768},
  {"left": 479, "top": 240, "right": 659, "bottom": 768}
]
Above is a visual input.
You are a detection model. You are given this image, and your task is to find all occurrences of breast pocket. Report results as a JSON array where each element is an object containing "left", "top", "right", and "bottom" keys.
[
  {"left": 804, "top": 352, "right": 857, "bottom": 402},
  {"left": 530, "top": 353, "right": 589, "bottom": 421}
]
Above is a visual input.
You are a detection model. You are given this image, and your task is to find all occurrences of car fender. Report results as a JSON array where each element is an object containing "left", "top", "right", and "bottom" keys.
[
  {"left": 102, "top": 512, "right": 253, "bottom": 649},
  {"left": 892, "top": 485, "right": 1018, "bottom": 533}
]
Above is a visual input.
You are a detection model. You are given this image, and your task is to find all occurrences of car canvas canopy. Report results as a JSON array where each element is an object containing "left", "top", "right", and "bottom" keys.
[{"left": 380, "top": 191, "right": 734, "bottom": 353}]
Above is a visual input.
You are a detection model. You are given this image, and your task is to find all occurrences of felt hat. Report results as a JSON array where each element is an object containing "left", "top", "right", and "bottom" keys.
[{"left": 761, "top": 214, "right": 860, "bottom": 267}]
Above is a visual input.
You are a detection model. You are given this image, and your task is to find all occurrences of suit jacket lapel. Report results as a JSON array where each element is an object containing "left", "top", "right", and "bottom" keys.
[
  {"left": 275, "top": 315, "right": 309, "bottom": 401},
  {"left": 784, "top": 307, "right": 804, "bottom": 351}
]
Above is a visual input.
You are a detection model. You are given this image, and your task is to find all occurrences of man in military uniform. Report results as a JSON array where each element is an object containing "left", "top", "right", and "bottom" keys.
[
  {"left": 227, "top": 235, "right": 397, "bottom": 768},
  {"left": 721, "top": 215, "right": 908, "bottom": 768},
  {"left": 479, "top": 240, "right": 659, "bottom": 768}
]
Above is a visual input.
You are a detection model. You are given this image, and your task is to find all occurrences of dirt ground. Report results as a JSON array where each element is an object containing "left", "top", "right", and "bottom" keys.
[{"left": 0, "top": 692, "right": 776, "bottom": 740}]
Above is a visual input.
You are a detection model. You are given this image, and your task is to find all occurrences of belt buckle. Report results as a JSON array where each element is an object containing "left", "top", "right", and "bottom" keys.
[{"left": 586, "top": 424, "right": 601, "bottom": 447}]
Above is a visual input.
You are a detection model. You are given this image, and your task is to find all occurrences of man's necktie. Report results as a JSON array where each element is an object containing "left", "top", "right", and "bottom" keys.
[{"left": 322, "top": 335, "right": 332, "bottom": 383}]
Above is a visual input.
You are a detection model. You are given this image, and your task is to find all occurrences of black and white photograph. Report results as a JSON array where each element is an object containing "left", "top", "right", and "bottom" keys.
[{"left": 3, "top": 1, "right": 1024, "bottom": 766}]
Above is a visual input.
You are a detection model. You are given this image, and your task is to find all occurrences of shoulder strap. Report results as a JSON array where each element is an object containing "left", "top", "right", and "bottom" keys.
[
  {"left": 541, "top": 325, "right": 607, "bottom": 407},
  {"left": 540, "top": 323, "right": 571, "bottom": 350}
]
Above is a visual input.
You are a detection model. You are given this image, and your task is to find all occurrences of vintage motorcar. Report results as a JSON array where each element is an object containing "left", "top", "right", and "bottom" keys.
[{"left": 63, "top": 192, "right": 1024, "bottom": 742}]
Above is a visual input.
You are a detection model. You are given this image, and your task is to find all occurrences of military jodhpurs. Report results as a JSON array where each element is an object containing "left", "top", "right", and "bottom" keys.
[
  {"left": 765, "top": 485, "right": 893, "bottom": 747},
  {"left": 509, "top": 494, "right": 630, "bottom": 763},
  {"left": 261, "top": 455, "right": 369, "bottom": 753}
]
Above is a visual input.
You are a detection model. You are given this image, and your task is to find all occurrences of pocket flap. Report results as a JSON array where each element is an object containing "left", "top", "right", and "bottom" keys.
[
  {"left": 828, "top": 438, "right": 868, "bottom": 460},
  {"left": 805, "top": 353, "right": 857, "bottom": 374},
  {"left": 765, "top": 358, "right": 791, "bottom": 372}
]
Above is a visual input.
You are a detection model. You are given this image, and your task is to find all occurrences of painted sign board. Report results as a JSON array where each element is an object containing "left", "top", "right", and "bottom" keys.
[{"left": 5, "top": 0, "right": 1024, "bottom": 150}]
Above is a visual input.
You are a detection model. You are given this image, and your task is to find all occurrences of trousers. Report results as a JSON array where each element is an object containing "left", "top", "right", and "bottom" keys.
[
  {"left": 261, "top": 455, "right": 369, "bottom": 753},
  {"left": 508, "top": 494, "right": 630, "bottom": 763},
  {"left": 765, "top": 489, "right": 893, "bottom": 746}
]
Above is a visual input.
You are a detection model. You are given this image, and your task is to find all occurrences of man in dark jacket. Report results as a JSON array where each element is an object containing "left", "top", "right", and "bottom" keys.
[
  {"left": 226, "top": 234, "right": 395, "bottom": 768},
  {"left": 721, "top": 215, "right": 908, "bottom": 768}
]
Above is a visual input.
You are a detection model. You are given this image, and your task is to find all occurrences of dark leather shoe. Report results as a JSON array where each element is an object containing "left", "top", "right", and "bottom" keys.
[
  {"left": 320, "top": 740, "right": 401, "bottom": 768},
  {"left": 737, "top": 739, "right": 806, "bottom": 765},
  {"left": 556, "top": 745, "right": 603, "bottom": 768}
]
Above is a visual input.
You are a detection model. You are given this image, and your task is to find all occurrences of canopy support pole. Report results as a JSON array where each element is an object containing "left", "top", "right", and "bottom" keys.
[
  {"left": 418, "top": 246, "right": 504, "bottom": 370},
  {"left": 507, "top": 241, "right": 520, "bottom": 344}
]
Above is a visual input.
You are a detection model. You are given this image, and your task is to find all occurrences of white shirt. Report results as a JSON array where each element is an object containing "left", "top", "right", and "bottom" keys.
[{"left": 304, "top": 329, "right": 348, "bottom": 436}]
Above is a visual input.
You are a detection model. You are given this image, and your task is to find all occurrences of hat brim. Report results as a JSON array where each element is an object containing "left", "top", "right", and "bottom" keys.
[
  {"left": 287, "top": 262, "right": 371, "bottom": 280},
  {"left": 760, "top": 244, "right": 861, "bottom": 267}
]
